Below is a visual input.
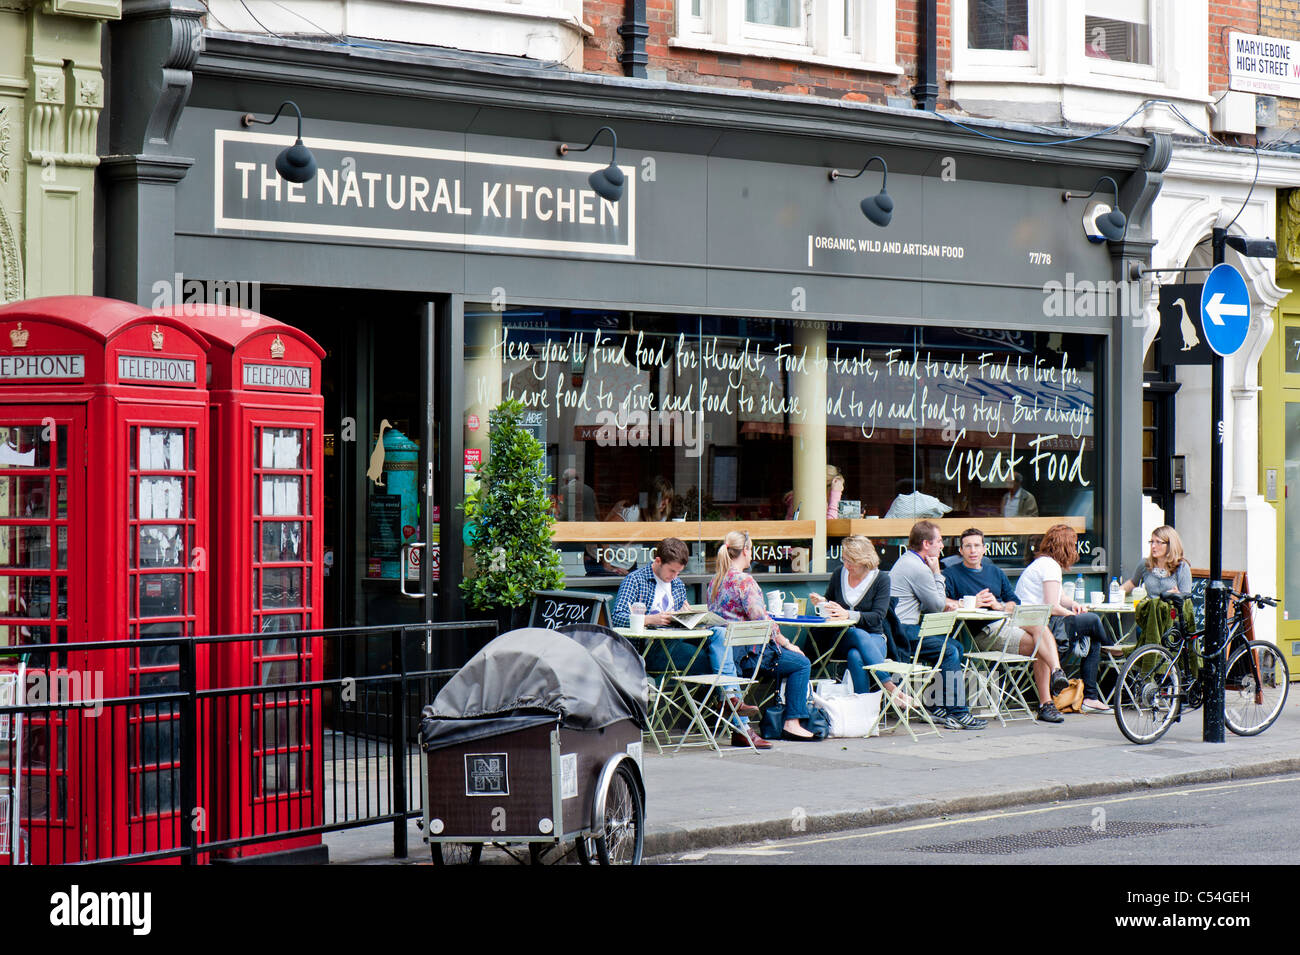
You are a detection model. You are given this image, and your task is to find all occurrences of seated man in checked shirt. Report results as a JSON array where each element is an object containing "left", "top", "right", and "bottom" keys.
[{"left": 612, "top": 537, "right": 768, "bottom": 749}]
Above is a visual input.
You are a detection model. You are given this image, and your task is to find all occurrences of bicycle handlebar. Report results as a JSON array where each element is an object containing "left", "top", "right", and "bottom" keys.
[{"left": 1229, "top": 590, "right": 1278, "bottom": 609}]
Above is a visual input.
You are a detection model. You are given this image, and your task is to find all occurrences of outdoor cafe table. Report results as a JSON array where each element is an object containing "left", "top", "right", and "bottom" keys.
[
  {"left": 1078, "top": 602, "right": 1138, "bottom": 704},
  {"left": 771, "top": 616, "right": 851, "bottom": 682},
  {"left": 1079, "top": 601, "right": 1137, "bottom": 644},
  {"left": 615, "top": 626, "right": 714, "bottom": 752},
  {"left": 950, "top": 607, "right": 1012, "bottom": 718}
]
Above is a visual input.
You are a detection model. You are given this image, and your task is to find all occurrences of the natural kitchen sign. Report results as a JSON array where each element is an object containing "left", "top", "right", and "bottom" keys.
[{"left": 214, "top": 130, "right": 636, "bottom": 256}]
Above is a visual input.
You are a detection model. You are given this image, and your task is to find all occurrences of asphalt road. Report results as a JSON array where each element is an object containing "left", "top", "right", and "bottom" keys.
[{"left": 653, "top": 774, "right": 1300, "bottom": 865}]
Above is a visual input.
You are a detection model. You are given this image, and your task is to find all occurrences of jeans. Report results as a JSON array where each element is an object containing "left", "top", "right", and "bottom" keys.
[
  {"left": 1054, "top": 613, "right": 1113, "bottom": 701},
  {"left": 734, "top": 644, "right": 811, "bottom": 721},
  {"left": 897, "top": 622, "right": 968, "bottom": 717},
  {"left": 842, "top": 627, "right": 898, "bottom": 693}
]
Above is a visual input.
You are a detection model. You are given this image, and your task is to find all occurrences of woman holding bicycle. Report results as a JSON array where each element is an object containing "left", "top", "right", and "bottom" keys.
[
  {"left": 1121, "top": 525, "right": 1191, "bottom": 599},
  {"left": 1014, "top": 523, "right": 1116, "bottom": 714}
]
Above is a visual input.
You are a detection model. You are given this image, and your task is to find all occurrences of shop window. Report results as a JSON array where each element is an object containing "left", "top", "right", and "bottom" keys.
[
  {"left": 464, "top": 307, "right": 1103, "bottom": 577},
  {"left": 675, "top": 0, "right": 899, "bottom": 74}
]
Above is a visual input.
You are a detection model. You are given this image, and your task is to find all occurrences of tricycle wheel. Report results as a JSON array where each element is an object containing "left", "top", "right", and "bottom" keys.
[
  {"left": 431, "top": 842, "right": 482, "bottom": 865},
  {"left": 594, "top": 762, "right": 644, "bottom": 865}
]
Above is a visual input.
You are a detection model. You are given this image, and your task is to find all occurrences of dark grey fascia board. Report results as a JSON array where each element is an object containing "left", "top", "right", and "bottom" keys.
[{"left": 193, "top": 32, "right": 1153, "bottom": 185}]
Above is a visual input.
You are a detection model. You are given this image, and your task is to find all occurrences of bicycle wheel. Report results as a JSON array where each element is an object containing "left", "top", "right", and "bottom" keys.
[
  {"left": 1114, "top": 644, "right": 1182, "bottom": 744},
  {"left": 431, "top": 842, "right": 482, "bottom": 865},
  {"left": 594, "top": 762, "right": 644, "bottom": 865},
  {"left": 1224, "top": 640, "right": 1290, "bottom": 736}
]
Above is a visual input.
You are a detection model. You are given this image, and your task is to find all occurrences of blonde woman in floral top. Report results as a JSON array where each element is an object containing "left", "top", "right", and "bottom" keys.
[{"left": 708, "top": 530, "right": 817, "bottom": 741}]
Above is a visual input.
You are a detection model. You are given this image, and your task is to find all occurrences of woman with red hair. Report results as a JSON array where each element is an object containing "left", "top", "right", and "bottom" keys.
[{"left": 1014, "top": 523, "right": 1116, "bottom": 714}]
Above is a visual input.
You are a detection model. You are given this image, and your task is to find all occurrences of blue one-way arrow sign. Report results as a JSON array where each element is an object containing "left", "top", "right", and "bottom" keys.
[{"left": 1200, "top": 263, "right": 1251, "bottom": 357}]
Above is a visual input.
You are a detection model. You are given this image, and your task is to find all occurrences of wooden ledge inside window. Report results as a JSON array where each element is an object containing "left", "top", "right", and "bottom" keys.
[
  {"left": 548, "top": 520, "right": 817, "bottom": 543},
  {"left": 546, "top": 517, "right": 1085, "bottom": 543},
  {"left": 826, "top": 516, "right": 1088, "bottom": 538}
]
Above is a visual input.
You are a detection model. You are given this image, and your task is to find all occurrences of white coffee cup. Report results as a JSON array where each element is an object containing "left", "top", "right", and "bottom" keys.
[
  {"left": 1090, "top": 591, "right": 1104, "bottom": 606},
  {"left": 783, "top": 601, "right": 798, "bottom": 617},
  {"left": 629, "top": 612, "right": 644, "bottom": 632},
  {"left": 815, "top": 602, "right": 829, "bottom": 617},
  {"left": 960, "top": 595, "right": 976, "bottom": 610},
  {"left": 767, "top": 590, "right": 785, "bottom": 614}
]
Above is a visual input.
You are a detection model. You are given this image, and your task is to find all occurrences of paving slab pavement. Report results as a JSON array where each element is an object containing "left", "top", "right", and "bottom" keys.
[{"left": 324, "top": 699, "right": 1300, "bottom": 864}]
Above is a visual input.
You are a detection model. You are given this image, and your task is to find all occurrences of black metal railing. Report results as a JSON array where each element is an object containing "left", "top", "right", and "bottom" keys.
[{"left": 0, "top": 619, "right": 495, "bottom": 865}]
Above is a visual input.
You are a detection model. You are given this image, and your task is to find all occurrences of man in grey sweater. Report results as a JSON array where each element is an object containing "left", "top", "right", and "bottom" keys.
[{"left": 890, "top": 520, "right": 986, "bottom": 730}]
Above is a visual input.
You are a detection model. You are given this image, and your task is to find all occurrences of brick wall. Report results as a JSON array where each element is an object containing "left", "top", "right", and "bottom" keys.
[
  {"left": 582, "top": 1, "right": 951, "bottom": 108},
  {"left": 1259, "top": 0, "right": 1300, "bottom": 132},
  {"left": 1208, "top": 0, "right": 1259, "bottom": 92}
]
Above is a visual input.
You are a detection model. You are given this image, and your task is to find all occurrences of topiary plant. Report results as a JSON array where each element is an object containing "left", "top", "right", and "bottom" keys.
[{"left": 460, "top": 398, "right": 565, "bottom": 611}]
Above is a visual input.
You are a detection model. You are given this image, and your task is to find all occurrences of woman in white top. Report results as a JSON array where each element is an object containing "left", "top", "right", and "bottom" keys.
[{"left": 1015, "top": 524, "right": 1114, "bottom": 713}]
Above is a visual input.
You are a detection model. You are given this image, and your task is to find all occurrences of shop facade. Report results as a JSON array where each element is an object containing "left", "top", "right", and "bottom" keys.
[{"left": 102, "top": 13, "right": 1166, "bottom": 659}]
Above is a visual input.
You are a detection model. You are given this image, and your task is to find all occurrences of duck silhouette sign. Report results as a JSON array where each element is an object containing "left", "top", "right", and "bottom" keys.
[{"left": 1158, "top": 284, "right": 1212, "bottom": 366}]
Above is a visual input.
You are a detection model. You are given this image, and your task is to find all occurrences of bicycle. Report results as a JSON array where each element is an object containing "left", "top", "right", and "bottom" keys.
[{"left": 1113, "top": 591, "right": 1290, "bottom": 745}]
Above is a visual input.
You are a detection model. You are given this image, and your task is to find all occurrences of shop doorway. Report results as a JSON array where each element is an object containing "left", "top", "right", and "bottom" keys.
[{"left": 255, "top": 287, "right": 446, "bottom": 738}]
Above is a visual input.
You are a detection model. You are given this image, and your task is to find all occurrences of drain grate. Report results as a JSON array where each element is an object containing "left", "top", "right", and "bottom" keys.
[{"left": 914, "top": 821, "right": 1205, "bottom": 855}]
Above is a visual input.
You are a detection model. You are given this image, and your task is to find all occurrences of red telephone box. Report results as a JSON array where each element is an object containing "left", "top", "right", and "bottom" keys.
[
  {"left": 159, "top": 305, "right": 325, "bottom": 861},
  {"left": 0, "top": 296, "right": 210, "bottom": 864}
]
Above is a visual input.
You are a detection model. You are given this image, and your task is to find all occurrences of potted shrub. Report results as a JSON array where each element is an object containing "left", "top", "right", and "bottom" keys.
[{"left": 461, "top": 399, "right": 565, "bottom": 636}]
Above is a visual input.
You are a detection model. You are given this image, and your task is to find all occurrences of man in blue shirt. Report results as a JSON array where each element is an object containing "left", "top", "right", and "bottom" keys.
[
  {"left": 944, "top": 527, "right": 1069, "bottom": 724},
  {"left": 613, "top": 538, "right": 766, "bottom": 748}
]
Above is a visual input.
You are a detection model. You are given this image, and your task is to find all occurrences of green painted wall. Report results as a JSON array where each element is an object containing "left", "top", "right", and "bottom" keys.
[{"left": 0, "top": 0, "right": 118, "bottom": 304}]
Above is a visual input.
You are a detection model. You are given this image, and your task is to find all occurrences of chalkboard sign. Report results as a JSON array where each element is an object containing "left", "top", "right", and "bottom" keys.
[
  {"left": 1186, "top": 569, "right": 1247, "bottom": 635},
  {"left": 528, "top": 590, "right": 609, "bottom": 630},
  {"left": 367, "top": 494, "right": 403, "bottom": 559}
]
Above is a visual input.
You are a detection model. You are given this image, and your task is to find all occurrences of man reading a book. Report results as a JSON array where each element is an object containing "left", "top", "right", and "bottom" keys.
[{"left": 613, "top": 537, "right": 766, "bottom": 748}]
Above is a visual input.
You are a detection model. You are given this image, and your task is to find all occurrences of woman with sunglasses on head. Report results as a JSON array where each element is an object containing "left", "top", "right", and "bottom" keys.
[
  {"left": 708, "top": 530, "right": 818, "bottom": 741},
  {"left": 1121, "top": 525, "right": 1191, "bottom": 599},
  {"left": 1014, "top": 523, "right": 1116, "bottom": 714}
]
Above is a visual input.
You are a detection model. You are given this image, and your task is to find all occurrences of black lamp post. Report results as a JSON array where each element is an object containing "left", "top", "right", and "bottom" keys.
[{"left": 241, "top": 100, "right": 318, "bottom": 184}]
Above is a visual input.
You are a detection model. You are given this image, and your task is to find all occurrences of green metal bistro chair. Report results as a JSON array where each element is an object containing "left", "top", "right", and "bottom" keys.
[
  {"left": 671, "top": 621, "right": 772, "bottom": 756},
  {"left": 865, "top": 610, "right": 956, "bottom": 741},
  {"left": 964, "top": 604, "right": 1049, "bottom": 725}
]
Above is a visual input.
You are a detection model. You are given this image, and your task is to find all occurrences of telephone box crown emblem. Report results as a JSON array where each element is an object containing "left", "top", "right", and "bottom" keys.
[
  {"left": 270, "top": 335, "right": 286, "bottom": 359},
  {"left": 151, "top": 325, "right": 164, "bottom": 351},
  {"left": 9, "top": 323, "right": 28, "bottom": 348}
]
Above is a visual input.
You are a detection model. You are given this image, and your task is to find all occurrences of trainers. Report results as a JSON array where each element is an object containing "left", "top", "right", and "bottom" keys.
[
  {"left": 927, "top": 707, "right": 961, "bottom": 730},
  {"left": 1049, "top": 668, "right": 1069, "bottom": 696},
  {"left": 950, "top": 711, "right": 987, "bottom": 731},
  {"left": 1037, "top": 702, "right": 1065, "bottom": 723}
]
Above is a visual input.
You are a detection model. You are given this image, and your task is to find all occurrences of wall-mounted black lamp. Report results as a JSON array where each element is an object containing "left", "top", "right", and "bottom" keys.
[
  {"left": 828, "top": 156, "right": 893, "bottom": 227},
  {"left": 557, "top": 126, "right": 625, "bottom": 202},
  {"left": 1062, "top": 175, "right": 1126, "bottom": 243},
  {"left": 241, "top": 100, "right": 317, "bottom": 184}
]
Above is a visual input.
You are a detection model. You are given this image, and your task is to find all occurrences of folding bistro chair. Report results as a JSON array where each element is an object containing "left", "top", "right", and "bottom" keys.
[
  {"left": 865, "top": 610, "right": 956, "bottom": 741},
  {"left": 964, "top": 604, "right": 1049, "bottom": 725},
  {"left": 671, "top": 621, "right": 772, "bottom": 756}
]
